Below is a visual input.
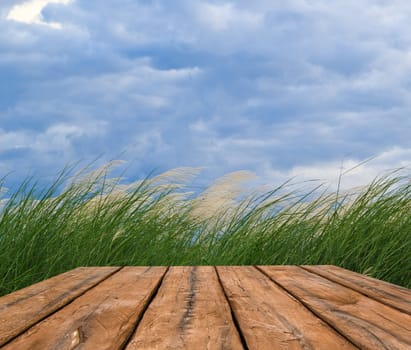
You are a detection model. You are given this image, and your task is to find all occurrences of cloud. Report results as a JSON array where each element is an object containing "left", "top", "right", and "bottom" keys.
[
  {"left": 194, "top": 2, "right": 262, "bottom": 32},
  {"left": 0, "top": 121, "right": 107, "bottom": 182},
  {"left": 261, "top": 147, "right": 411, "bottom": 192},
  {"left": 6, "top": 0, "right": 73, "bottom": 28},
  {"left": 1, "top": 0, "right": 411, "bottom": 190}
]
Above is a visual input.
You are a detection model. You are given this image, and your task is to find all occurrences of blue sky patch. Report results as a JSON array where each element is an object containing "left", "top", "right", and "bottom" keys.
[{"left": 0, "top": 0, "right": 410, "bottom": 191}]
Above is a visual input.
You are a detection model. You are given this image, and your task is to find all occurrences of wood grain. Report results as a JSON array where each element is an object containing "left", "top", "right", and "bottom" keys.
[
  {"left": 0, "top": 266, "right": 120, "bottom": 346},
  {"left": 302, "top": 265, "right": 411, "bottom": 315},
  {"left": 2, "top": 267, "right": 167, "bottom": 350},
  {"left": 1, "top": 265, "right": 410, "bottom": 349},
  {"left": 217, "top": 266, "right": 356, "bottom": 349},
  {"left": 258, "top": 265, "right": 411, "bottom": 350},
  {"left": 126, "top": 266, "right": 244, "bottom": 349}
]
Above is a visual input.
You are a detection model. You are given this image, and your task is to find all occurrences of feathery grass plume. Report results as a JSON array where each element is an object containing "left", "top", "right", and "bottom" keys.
[
  {"left": 190, "top": 170, "right": 256, "bottom": 223},
  {"left": 0, "top": 181, "right": 8, "bottom": 211},
  {"left": 149, "top": 167, "right": 204, "bottom": 187},
  {"left": 144, "top": 167, "right": 203, "bottom": 212},
  {"left": 63, "top": 160, "right": 126, "bottom": 194},
  {"left": 0, "top": 162, "right": 410, "bottom": 296}
]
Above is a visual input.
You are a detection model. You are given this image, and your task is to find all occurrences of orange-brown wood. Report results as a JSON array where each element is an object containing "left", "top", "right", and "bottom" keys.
[
  {"left": 302, "top": 265, "right": 411, "bottom": 315},
  {"left": 2, "top": 267, "right": 167, "bottom": 350},
  {"left": 126, "top": 266, "right": 244, "bottom": 349},
  {"left": 216, "top": 266, "right": 356, "bottom": 349},
  {"left": 1, "top": 265, "right": 410, "bottom": 349},
  {"left": 0, "top": 266, "right": 120, "bottom": 346},
  {"left": 258, "top": 265, "right": 411, "bottom": 350}
]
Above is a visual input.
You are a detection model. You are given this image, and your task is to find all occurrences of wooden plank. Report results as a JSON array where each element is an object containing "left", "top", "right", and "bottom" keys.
[
  {"left": 2, "top": 267, "right": 167, "bottom": 350},
  {"left": 0, "top": 266, "right": 120, "bottom": 346},
  {"left": 126, "top": 266, "right": 243, "bottom": 349},
  {"left": 259, "top": 265, "right": 411, "bottom": 350},
  {"left": 302, "top": 265, "right": 411, "bottom": 315},
  {"left": 216, "top": 266, "right": 356, "bottom": 349}
]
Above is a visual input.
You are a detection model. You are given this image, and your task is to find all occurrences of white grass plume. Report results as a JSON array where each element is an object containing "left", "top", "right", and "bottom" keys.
[{"left": 191, "top": 170, "right": 257, "bottom": 223}]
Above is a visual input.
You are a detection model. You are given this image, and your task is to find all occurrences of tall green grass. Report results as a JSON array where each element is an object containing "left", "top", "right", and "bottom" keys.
[{"left": 0, "top": 162, "right": 410, "bottom": 296}]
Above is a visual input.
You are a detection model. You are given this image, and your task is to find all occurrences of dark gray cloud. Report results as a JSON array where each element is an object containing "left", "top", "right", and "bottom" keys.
[{"left": 0, "top": 0, "right": 410, "bottom": 189}]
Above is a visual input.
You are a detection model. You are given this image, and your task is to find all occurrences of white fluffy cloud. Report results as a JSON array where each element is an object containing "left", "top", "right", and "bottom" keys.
[
  {"left": 1, "top": 0, "right": 411, "bottom": 189},
  {"left": 195, "top": 2, "right": 262, "bottom": 32},
  {"left": 261, "top": 147, "right": 411, "bottom": 191},
  {"left": 7, "top": 0, "right": 73, "bottom": 28}
]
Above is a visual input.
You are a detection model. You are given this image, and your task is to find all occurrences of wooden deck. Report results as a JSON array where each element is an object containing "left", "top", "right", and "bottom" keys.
[{"left": 0, "top": 266, "right": 410, "bottom": 349}]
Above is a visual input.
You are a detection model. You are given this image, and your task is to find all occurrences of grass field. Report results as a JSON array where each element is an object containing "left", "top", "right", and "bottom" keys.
[{"left": 0, "top": 162, "right": 410, "bottom": 296}]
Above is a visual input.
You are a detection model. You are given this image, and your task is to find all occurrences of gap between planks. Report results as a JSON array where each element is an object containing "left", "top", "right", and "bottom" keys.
[
  {"left": 254, "top": 266, "right": 359, "bottom": 349},
  {"left": 218, "top": 266, "right": 356, "bottom": 349},
  {"left": 300, "top": 265, "right": 411, "bottom": 315},
  {"left": 123, "top": 266, "right": 356, "bottom": 350},
  {"left": 1, "top": 266, "right": 410, "bottom": 350},
  {"left": 2, "top": 267, "right": 168, "bottom": 350},
  {"left": 0, "top": 266, "right": 123, "bottom": 347},
  {"left": 118, "top": 266, "right": 170, "bottom": 349},
  {"left": 215, "top": 266, "right": 250, "bottom": 350},
  {"left": 124, "top": 266, "right": 245, "bottom": 349},
  {"left": 257, "top": 265, "right": 411, "bottom": 349}
]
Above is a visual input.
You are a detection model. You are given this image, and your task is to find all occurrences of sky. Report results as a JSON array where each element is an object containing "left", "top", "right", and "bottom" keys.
[{"left": 1, "top": 0, "right": 411, "bottom": 192}]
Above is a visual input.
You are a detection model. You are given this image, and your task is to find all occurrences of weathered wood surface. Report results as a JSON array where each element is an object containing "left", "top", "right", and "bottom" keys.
[
  {"left": 0, "top": 265, "right": 410, "bottom": 350},
  {"left": 0, "top": 266, "right": 120, "bottom": 346},
  {"left": 216, "top": 266, "right": 355, "bottom": 349},
  {"left": 2, "top": 267, "right": 167, "bottom": 350},
  {"left": 258, "top": 265, "right": 411, "bottom": 350},
  {"left": 126, "top": 266, "right": 243, "bottom": 349},
  {"left": 302, "top": 264, "right": 411, "bottom": 315}
]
